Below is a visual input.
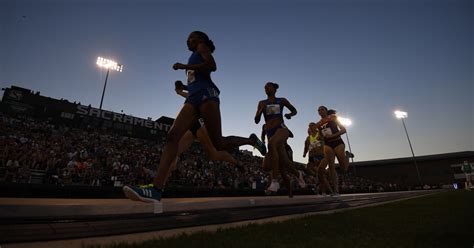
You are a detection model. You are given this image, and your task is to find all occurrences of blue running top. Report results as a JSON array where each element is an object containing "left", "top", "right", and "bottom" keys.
[
  {"left": 263, "top": 98, "right": 284, "bottom": 122},
  {"left": 186, "top": 51, "right": 219, "bottom": 95}
]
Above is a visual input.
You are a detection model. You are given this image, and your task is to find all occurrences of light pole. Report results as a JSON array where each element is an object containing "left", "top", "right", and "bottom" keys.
[
  {"left": 96, "top": 57, "right": 123, "bottom": 110},
  {"left": 338, "top": 116, "right": 355, "bottom": 175},
  {"left": 394, "top": 110, "right": 422, "bottom": 186}
]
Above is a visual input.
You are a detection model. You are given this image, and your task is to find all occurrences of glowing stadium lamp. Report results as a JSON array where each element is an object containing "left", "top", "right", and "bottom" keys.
[
  {"left": 394, "top": 110, "right": 422, "bottom": 186},
  {"left": 394, "top": 110, "right": 408, "bottom": 119},
  {"left": 338, "top": 117, "right": 352, "bottom": 127},
  {"left": 338, "top": 116, "right": 355, "bottom": 173},
  {"left": 96, "top": 57, "right": 124, "bottom": 110}
]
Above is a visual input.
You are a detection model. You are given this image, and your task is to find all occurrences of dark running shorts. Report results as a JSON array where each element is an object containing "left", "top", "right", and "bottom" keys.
[
  {"left": 325, "top": 138, "right": 344, "bottom": 149},
  {"left": 266, "top": 123, "right": 293, "bottom": 139},
  {"left": 309, "top": 154, "right": 324, "bottom": 163},
  {"left": 185, "top": 87, "right": 220, "bottom": 107}
]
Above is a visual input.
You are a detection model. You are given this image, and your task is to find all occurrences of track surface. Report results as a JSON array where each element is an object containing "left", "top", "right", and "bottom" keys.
[{"left": 0, "top": 191, "right": 438, "bottom": 243}]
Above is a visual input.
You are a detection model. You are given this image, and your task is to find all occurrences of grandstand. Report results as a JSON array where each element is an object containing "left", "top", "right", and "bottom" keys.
[
  {"left": 0, "top": 85, "right": 472, "bottom": 198},
  {"left": 351, "top": 151, "right": 474, "bottom": 189}
]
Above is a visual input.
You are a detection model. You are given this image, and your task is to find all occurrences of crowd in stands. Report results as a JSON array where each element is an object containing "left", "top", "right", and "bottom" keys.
[
  {"left": 0, "top": 113, "right": 272, "bottom": 190},
  {"left": 0, "top": 112, "right": 403, "bottom": 194},
  {"left": 338, "top": 172, "right": 405, "bottom": 193}
]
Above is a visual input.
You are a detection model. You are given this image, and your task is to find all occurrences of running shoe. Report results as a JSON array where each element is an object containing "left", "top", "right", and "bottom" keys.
[
  {"left": 250, "top": 133, "right": 267, "bottom": 156},
  {"left": 123, "top": 184, "right": 162, "bottom": 203},
  {"left": 330, "top": 192, "right": 341, "bottom": 197},
  {"left": 266, "top": 181, "right": 280, "bottom": 192}
]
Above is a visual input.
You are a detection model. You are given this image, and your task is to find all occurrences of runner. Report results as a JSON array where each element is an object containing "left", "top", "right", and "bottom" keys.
[
  {"left": 255, "top": 82, "right": 298, "bottom": 194},
  {"left": 123, "top": 31, "right": 264, "bottom": 203},
  {"left": 316, "top": 106, "right": 353, "bottom": 196}
]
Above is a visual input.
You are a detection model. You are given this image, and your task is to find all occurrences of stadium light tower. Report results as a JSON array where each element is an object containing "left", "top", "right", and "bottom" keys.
[
  {"left": 394, "top": 110, "right": 422, "bottom": 186},
  {"left": 338, "top": 116, "right": 356, "bottom": 175},
  {"left": 96, "top": 57, "right": 123, "bottom": 110}
]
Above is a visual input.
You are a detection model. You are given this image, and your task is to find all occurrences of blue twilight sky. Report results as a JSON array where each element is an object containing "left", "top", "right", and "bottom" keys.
[{"left": 1, "top": 0, "right": 472, "bottom": 163}]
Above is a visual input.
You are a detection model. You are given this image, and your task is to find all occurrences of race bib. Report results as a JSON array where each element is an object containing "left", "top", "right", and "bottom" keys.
[
  {"left": 198, "top": 118, "right": 205, "bottom": 127},
  {"left": 321, "top": 127, "right": 333, "bottom": 137},
  {"left": 266, "top": 104, "right": 281, "bottom": 115},
  {"left": 187, "top": 70, "right": 196, "bottom": 84},
  {"left": 309, "top": 140, "right": 323, "bottom": 150}
]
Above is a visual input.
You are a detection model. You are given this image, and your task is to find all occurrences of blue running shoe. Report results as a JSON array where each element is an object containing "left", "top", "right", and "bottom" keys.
[
  {"left": 123, "top": 184, "right": 162, "bottom": 203},
  {"left": 250, "top": 133, "right": 267, "bottom": 156}
]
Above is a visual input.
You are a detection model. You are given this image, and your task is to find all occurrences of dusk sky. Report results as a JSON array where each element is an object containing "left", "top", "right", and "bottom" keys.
[{"left": 1, "top": 0, "right": 472, "bottom": 164}]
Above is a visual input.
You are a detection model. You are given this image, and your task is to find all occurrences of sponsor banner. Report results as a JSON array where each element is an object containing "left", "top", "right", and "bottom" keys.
[{"left": 76, "top": 105, "right": 171, "bottom": 132}]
